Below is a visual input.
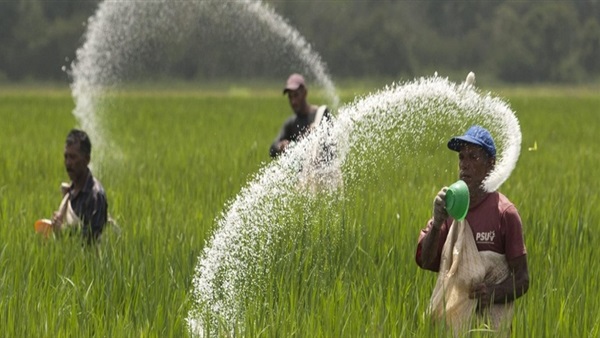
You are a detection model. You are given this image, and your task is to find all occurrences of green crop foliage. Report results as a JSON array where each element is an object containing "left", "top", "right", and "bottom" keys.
[{"left": 0, "top": 86, "right": 598, "bottom": 337}]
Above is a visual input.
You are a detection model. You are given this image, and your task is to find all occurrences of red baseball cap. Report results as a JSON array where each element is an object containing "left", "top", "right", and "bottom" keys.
[{"left": 283, "top": 73, "right": 306, "bottom": 94}]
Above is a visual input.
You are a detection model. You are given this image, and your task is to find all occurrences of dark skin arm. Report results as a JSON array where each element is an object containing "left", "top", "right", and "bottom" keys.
[
  {"left": 270, "top": 117, "right": 295, "bottom": 157},
  {"left": 417, "top": 188, "right": 449, "bottom": 271},
  {"left": 418, "top": 224, "right": 443, "bottom": 271},
  {"left": 274, "top": 139, "right": 290, "bottom": 155},
  {"left": 270, "top": 132, "right": 289, "bottom": 157},
  {"left": 470, "top": 254, "right": 530, "bottom": 307}
]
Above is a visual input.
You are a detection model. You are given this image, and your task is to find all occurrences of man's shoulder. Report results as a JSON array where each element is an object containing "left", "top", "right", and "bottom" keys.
[
  {"left": 314, "top": 104, "right": 329, "bottom": 113},
  {"left": 283, "top": 115, "right": 298, "bottom": 125},
  {"left": 315, "top": 105, "right": 333, "bottom": 122},
  {"left": 90, "top": 175, "right": 107, "bottom": 198},
  {"left": 478, "top": 191, "right": 516, "bottom": 213},
  {"left": 495, "top": 191, "right": 519, "bottom": 214},
  {"left": 320, "top": 105, "right": 331, "bottom": 115}
]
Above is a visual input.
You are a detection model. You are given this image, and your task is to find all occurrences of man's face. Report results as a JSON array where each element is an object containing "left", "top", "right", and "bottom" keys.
[
  {"left": 458, "top": 143, "right": 495, "bottom": 192},
  {"left": 286, "top": 87, "right": 307, "bottom": 115},
  {"left": 64, "top": 141, "right": 89, "bottom": 182}
]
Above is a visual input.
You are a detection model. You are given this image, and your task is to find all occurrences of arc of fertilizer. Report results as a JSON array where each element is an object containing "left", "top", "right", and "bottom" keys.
[
  {"left": 187, "top": 73, "right": 522, "bottom": 336},
  {"left": 68, "top": 0, "right": 340, "bottom": 170}
]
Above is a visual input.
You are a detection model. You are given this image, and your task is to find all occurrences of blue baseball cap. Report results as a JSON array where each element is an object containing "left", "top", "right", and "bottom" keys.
[{"left": 447, "top": 125, "right": 496, "bottom": 158}]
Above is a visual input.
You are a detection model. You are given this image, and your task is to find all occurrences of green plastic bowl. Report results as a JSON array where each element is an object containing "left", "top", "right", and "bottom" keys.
[{"left": 446, "top": 180, "right": 470, "bottom": 221}]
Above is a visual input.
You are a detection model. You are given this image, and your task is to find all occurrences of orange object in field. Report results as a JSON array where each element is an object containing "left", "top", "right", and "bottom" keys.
[{"left": 34, "top": 219, "right": 53, "bottom": 238}]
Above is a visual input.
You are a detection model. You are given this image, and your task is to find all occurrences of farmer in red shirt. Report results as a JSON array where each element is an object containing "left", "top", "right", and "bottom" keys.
[{"left": 416, "top": 125, "right": 529, "bottom": 324}]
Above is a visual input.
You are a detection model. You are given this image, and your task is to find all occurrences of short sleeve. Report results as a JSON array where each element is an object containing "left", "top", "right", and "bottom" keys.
[{"left": 502, "top": 205, "right": 527, "bottom": 260}]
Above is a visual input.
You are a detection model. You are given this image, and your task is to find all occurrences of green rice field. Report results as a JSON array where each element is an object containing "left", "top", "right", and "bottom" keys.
[{"left": 0, "top": 84, "right": 598, "bottom": 337}]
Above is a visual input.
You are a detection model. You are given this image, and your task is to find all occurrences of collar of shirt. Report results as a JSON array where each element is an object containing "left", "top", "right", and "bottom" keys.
[{"left": 68, "top": 170, "right": 94, "bottom": 198}]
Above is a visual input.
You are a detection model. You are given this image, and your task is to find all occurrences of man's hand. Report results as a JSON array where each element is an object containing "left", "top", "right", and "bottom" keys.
[
  {"left": 432, "top": 187, "right": 449, "bottom": 228},
  {"left": 470, "top": 282, "right": 492, "bottom": 308},
  {"left": 469, "top": 256, "right": 530, "bottom": 309},
  {"left": 277, "top": 139, "right": 290, "bottom": 153}
]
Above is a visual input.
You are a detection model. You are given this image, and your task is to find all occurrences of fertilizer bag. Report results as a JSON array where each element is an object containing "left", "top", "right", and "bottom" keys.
[{"left": 428, "top": 219, "right": 514, "bottom": 335}]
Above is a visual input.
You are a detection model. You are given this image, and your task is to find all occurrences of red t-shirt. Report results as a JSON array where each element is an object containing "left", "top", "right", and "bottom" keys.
[{"left": 416, "top": 192, "right": 526, "bottom": 271}]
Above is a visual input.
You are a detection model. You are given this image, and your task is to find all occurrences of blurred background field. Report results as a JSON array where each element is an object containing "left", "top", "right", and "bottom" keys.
[
  {"left": 0, "top": 86, "right": 598, "bottom": 336},
  {"left": 1, "top": 1, "right": 600, "bottom": 85}
]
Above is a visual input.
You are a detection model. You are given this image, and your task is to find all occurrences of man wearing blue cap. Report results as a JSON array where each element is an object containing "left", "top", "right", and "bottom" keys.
[{"left": 415, "top": 125, "right": 529, "bottom": 332}]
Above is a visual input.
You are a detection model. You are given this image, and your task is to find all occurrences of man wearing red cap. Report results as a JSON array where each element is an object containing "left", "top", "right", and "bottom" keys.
[{"left": 269, "top": 73, "right": 330, "bottom": 157}]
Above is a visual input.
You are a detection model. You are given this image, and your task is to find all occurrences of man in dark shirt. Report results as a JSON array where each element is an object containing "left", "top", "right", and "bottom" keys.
[
  {"left": 269, "top": 73, "right": 331, "bottom": 158},
  {"left": 52, "top": 129, "right": 108, "bottom": 244}
]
